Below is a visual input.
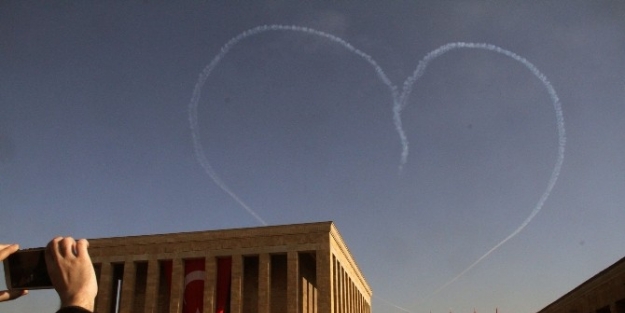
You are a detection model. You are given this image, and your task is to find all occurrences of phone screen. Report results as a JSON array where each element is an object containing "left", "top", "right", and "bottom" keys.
[{"left": 4, "top": 248, "right": 53, "bottom": 290}]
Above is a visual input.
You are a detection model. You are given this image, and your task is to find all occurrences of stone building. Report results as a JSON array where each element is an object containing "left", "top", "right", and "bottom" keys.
[
  {"left": 88, "top": 221, "right": 372, "bottom": 313},
  {"left": 537, "top": 256, "right": 625, "bottom": 313}
]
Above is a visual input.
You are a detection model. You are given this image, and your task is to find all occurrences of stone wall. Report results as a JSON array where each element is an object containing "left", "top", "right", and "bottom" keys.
[
  {"left": 538, "top": 256, "right": 625, "bottom": 313},
  {"left": 85, "top": 221, "right": 371, "bottom": 313}
]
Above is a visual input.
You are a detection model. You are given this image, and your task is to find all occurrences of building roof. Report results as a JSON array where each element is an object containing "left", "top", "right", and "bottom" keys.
[{"left": 537, "top": 254, "right": 625, "bottom": 312}]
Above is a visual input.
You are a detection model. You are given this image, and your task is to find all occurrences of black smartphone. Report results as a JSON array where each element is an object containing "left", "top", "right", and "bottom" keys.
[{"left": 3, "top": 248, "right": 53, "bottom": 290}]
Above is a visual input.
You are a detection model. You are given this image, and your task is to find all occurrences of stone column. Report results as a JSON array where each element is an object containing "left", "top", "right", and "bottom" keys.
[
  {"left": 119, "top": 261, "right": 136, "bottom": 313},
  {"left": 287, "top": 251, "right": 300, "bottom": 313},
  {"left": 230, "top": 254, "right": 243, "bottom": 313},
  {"left": 316, "top": 250, "right": 332, "bottom": 313},
  {"left": 342, "top": 268, "right": 347, "bottom": 313},
  {"left": 302, "top": 275, "right": 309, "bottom": 313},
  {"left": 341, "top": 268, "right": 351, "bottom": 313},
  {"left": 334, "top": 257, "right": 339, "bottom": 313},
  {"left": 258, "top": 253, "right": 271, "bottom": 313},
  {"left": 143, "top": 259, "right": 160, "bottom": 313},
  {"left": 361, "top": 293, "right": 365, "bottom": 313},
  {"left": 348, "top": 279, "right": 352, "bottom": 313},
  {"left": 95, "top": 262, "right": 113, "bottom": 313},
  {"left": 352, "top": 281, "right": 356, "bottom": 313},
  {"left": 168, "top": 258, "right": 184, "bottom": 313},
  {"left": 203, "top": 256, "right": 216, "bottom": 313},
  {"left": 338, "top": 266, "right": 343, "bottom": 313},
  {"left": 348, "top": 278, "right": 353, "bottom": 313}
]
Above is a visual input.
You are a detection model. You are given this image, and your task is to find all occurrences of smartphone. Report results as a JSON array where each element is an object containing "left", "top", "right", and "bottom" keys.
[{"left": 3, "top": 247, "right": 53, "bottom": 290}]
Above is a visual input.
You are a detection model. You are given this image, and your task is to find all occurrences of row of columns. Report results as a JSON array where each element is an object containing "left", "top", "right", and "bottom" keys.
[
  {"left": 93, "top": 251, "right": 332, "bottom": 313},
  {"left": 333, "top": 255, "right": 371, "bottom": 313}
]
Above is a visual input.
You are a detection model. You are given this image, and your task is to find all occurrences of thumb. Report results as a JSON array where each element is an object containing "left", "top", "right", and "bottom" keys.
[{"left": 0, "top": 289, "right": 28, "bottom": 302}]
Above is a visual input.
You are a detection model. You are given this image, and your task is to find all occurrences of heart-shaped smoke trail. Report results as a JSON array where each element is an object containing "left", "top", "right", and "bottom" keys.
[
  {"left": 187, "top": 25, "right": 565, "bottom": 309},
  {"left": 402, "top": 42, "right": 565, "bottom": 305},
  {"left": 188, "top": 25, "right": 397, "bottom": 226}
]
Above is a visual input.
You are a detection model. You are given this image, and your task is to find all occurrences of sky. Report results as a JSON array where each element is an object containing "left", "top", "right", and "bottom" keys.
[{"left": 1, "top": 1, "right": 625, "bottom": 312}]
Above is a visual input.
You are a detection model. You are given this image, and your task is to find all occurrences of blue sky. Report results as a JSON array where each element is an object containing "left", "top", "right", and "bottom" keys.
[{"left": 1, "top": 1, "right": 625, "bottom": 312}]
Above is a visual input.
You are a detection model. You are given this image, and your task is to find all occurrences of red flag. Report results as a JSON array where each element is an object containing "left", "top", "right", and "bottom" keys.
[
  {"left": 215, "top": 257, "right": 232, "bottom": 313},
  {"left": 183, "top": 259, "right": 205, "bottom": 313}
]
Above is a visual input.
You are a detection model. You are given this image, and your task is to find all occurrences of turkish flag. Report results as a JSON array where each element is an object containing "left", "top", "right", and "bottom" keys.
[{"left": 183, "top": 259, "right": 205, "bottom": 313}]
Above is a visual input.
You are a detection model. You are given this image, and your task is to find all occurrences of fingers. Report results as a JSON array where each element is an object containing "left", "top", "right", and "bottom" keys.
[
  {"left": 45, "top": 236, "right": 97, "bottom": 311},
  {"left": 0, "top": 244, "right": 19, "bottom": 261},
  {"left": 46, "top": 237, "right": 62, "bottom": 255},
  {"left": 46, "top": 237, "right": 62, "bottom": 265},
  {"left": 0, "top": 244, "right": 17, "bottom": 250},
  {"left": 45, "top": 238, "right": 58, "bottom": 267},
  {"left": 60, "top": 237, "right": 76, "bottom": 257},
  {"left": 47, "top": 237, "right": 78, "bottom": 258},
  {"left": 0, "top": 289, "right": 28, "bottom": 302},
  {"left": 75, "top": 239, "right": 90, "bottom": 258}
]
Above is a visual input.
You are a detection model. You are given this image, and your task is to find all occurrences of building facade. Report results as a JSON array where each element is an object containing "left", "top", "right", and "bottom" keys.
[
  {"left": 537, "top": 256, "right": 625, "bottom": 313},
  {"left": 88, "top": 221, "right": 372, "bottom": 313}
]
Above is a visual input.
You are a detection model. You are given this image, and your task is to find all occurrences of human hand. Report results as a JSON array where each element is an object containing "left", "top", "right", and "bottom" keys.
[
  {"left": 0, "top": 244, "right": 29, "bottom": 302},
  {"left": 45, "top": 237, "right": 97, "bottom": 311}
]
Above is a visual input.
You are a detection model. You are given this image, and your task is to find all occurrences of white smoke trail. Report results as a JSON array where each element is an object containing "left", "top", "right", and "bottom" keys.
[
  {"left": 403, "top": 43, "right": 566, "bottom": 303},
  {"left": 374, "top": 295, "right": 416, "bottom": 313},
  {"left": 189, "top": 26, "right": 566, "bottom": 310},
  {"left": 188, "top": 25, "right": 400, "bottom": 225}
]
